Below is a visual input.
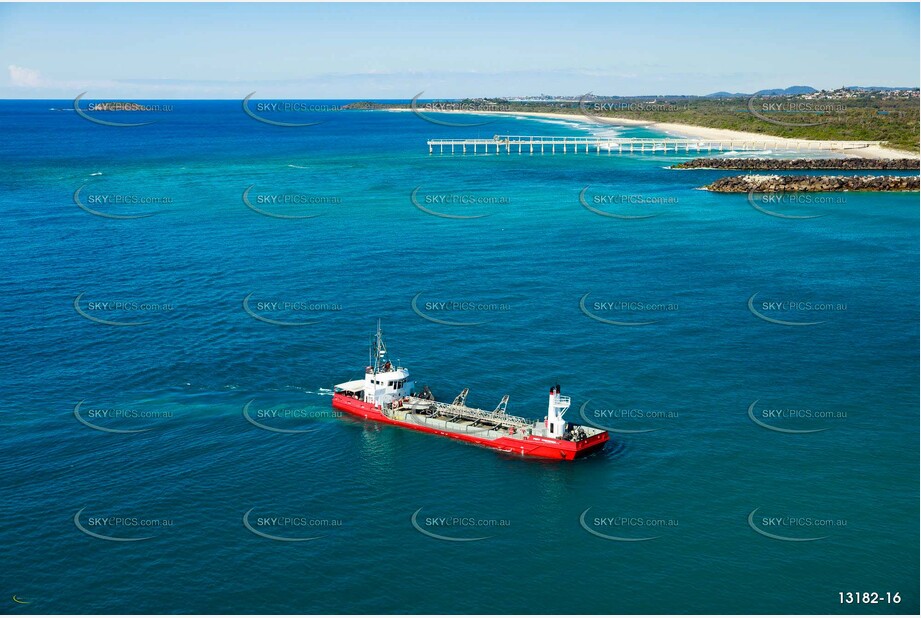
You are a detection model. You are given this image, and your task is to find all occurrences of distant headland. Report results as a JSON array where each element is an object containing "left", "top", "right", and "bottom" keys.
[{"left": 345, "top": 86, "right": 920, "bottom": 158}]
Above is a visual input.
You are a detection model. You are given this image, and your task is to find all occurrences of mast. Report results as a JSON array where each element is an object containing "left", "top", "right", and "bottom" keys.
[{"left": 371, "top": 319, "right": 388, "bottom": 374}]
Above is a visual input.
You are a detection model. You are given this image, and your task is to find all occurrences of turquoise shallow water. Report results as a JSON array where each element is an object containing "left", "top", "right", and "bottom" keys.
[{"left": 0, "top": 100, "right": 918, "bottom": 614}]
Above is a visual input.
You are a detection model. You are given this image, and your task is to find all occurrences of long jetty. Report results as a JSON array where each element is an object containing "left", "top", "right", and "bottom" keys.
[{"left": 427, "top": 135, "right": 884, "bottom": 155}]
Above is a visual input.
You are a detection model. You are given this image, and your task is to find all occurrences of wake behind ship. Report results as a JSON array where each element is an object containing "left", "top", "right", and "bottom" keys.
[{"left": 332, "top": 323, "right": 608, "bottom": 460}]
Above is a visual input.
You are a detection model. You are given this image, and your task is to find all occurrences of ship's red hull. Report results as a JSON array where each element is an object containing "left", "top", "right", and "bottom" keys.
[{"left": 333, "top": 393, "right": 607, "bottom": 460}]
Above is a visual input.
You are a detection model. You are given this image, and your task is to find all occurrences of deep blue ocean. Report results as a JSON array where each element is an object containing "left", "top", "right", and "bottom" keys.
[{"left": 0, "top": 99, "right": 918, "bottom": 614}]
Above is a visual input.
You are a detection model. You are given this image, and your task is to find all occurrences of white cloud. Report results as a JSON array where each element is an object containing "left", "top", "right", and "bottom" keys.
[{"left": 8, "top": 65, "right": 43, "bottom": 87}]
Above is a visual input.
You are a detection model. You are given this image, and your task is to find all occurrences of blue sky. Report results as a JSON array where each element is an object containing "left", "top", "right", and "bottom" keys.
[{"left": 1, "top": 2, "right": 918, "bottom": 98}]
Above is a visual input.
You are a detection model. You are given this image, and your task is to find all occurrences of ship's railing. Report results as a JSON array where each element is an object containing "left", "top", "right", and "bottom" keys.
[
  {"left": 404, "top": 414, "right": 518, "bottom": 439},
  {"left": 402, "top": 397, "right": 531, "bottom": 428},
  {"left": 430, "top": 401, "right": 531, "bottom": 427},
  {"left": 435, "top": 402, "right": 533, "bottom": 425}
]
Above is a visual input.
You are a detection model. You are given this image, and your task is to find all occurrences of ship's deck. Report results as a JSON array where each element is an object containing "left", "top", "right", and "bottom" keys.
[{"left": 392, "top": 396, "right": 606, "bottom": 442}]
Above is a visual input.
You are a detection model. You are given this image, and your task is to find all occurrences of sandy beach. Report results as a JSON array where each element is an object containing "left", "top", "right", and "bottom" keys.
[{"left": 392, "top": 108, "right": 919, "bottom": 160}]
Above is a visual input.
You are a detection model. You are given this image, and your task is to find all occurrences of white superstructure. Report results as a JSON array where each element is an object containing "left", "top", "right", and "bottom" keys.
[
  {"left": 546, "top": 385, "right": 570, "bottom": 438},
  {"left": 361, "top": 321, "right": 414, "bottom": 408}
]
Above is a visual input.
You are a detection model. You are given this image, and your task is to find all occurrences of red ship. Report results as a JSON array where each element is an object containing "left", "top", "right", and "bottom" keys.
[{"left": 332, "top": 323, "right": 608, "bottom": 460}]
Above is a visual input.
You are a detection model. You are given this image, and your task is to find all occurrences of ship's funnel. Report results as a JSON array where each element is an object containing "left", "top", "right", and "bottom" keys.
[{"left": 546, "top": 384, "right": 568, "bottom": 438}]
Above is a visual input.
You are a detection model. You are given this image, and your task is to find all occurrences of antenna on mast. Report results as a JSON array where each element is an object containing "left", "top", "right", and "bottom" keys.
[{"left": 372, "top": 320, "right": 388, "bottom": 374}]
